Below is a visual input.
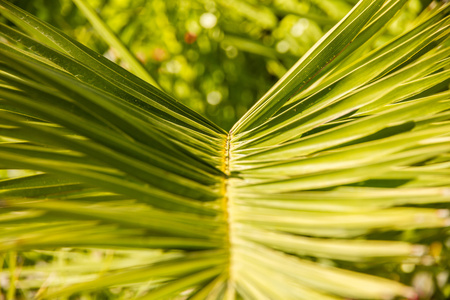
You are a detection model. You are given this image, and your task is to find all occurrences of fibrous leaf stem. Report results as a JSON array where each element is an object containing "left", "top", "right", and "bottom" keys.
[{"left": 222, "top": 131, "right": 236, "bottom": 300}]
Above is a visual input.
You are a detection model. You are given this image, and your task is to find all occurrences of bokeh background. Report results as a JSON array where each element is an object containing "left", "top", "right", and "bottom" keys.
[{"left": 7, "top": 0, "right": 425, "bottom": 130}]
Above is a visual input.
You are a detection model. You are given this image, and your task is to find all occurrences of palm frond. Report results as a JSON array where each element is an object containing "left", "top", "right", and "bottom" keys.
[{"left": 0, "top": 0, "right": 449, "bottom": 299}]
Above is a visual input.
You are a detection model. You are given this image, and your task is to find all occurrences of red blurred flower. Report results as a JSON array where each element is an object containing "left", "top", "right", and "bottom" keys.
[{"left": 184, "top": 32, "right": 197, "bottom": 44}]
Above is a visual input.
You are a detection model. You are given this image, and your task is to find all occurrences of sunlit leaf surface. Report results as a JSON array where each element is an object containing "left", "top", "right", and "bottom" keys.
[{"left": 0, "top": 0, "right": 449, "bottom": 299}]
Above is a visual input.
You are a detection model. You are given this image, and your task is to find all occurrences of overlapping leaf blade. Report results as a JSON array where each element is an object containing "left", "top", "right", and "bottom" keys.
[
  {"left": 0, "top": 1, "right": 228, "bottom": 297},
  {"left": 226, "top": 1, "right": 450, "bottom": 299}
]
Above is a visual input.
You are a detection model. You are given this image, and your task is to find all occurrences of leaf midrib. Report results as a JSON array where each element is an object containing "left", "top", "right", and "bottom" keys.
[{"left": 222, "top": 131, "right": 236, "bottom": 298}]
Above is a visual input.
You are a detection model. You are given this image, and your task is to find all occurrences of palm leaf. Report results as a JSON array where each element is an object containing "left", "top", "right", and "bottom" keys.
[
  {"left": 0, "top": 0, "right": 449, "bottom": 299},
  {"left": 70, "top": 0, "right": 160, "bottom": 88}
]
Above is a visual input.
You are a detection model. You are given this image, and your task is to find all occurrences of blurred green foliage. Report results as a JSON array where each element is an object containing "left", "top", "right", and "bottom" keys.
[{"left": 7, "top": 0, "right": 424, "bottom": 130}]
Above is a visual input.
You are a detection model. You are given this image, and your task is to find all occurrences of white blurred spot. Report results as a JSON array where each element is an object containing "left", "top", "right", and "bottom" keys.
[
  {"left": 411, "top": 245, "right": 427, "bottom": 256},
  {"left": 401, "top": 263, "right": 415, "bottom": 273},
  {"left": 207, "top": 91, "right": 222, "bottom": 105},
  {"left": 421, "top": 255, "right": 435, "bottom": 266},
  {"left": 0, "top": 273, "right": 9, "bottom": 289},
  {"left": 437, "top": 209, "right": 449, "bottom": 218},
  {"left": 291, "top": 18, "right": 309, "bottom": 37},
  {"left": 412, "top": 271, "right": 434, "bottom": 299},
  {"left": 200, "top": 13, "right": 217, "bottom": 29},
  {"left": 437, "top": 271, "right": 449, "bottom": 288},
  {"left": 166, "top": 60, "right": 182, "bottom": 74},
  {"left": 276, "top": 40, "right": 290, "bottom": 53}
]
